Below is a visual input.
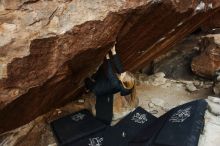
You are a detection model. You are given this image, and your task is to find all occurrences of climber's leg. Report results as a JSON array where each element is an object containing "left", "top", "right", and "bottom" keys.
[{"left": 95, "top": 95, "right": 114, "bottom": 125}]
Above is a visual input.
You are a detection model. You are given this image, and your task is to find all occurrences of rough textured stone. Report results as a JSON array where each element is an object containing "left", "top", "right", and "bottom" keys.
[
  {"left": 153, "top": 36, "right": 200, "bottom": 80},
  {"left": 191, "top": 34, "right": 220, "bottom": 78},
  {"left": 214, "top": 84, "right": 220, "bottom": 95},
  {"left": 0, "top": 0, "right": 220, "bottom": 133},
  {"left": 186, "top": 82, "right": 198, "bottom": 92},
  {"left": 202, "top": 10, "right": 220, "bottom": 31}
]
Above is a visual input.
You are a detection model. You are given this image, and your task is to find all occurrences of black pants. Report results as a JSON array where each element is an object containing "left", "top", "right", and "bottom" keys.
[{"left": 96, "top": 95, "right": 114, "bottom": 125}]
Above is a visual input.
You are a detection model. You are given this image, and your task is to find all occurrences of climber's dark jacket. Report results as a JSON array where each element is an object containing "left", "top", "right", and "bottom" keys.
[{"left": 85, "top": 54, "right": 132, "bottom": 125}]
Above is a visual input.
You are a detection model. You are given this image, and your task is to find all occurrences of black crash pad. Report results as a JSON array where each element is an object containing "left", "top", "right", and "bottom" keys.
[
  {"left": 104, "top": 107, "right": 157, "bottom": 146},
  {"left": 154, "top": 99, "right": 207, "bottom": 146},
  {"left": 66, "top": 130, "right": 105, "bottom": 146},
  {"left": 130, "top": 99, "right": 207, "bottom": 146},
  {"left": 50, "top": 110, "right": 106, "bottom": 146}
]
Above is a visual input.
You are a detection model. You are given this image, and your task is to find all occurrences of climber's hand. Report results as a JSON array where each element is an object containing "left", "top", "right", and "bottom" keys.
[
  {"left": 84, "top": 87, "right": 90, "bottom": 93},
  {"left": 106, "top": 53, "right": 110, "bottom": 59},
  {"left": 111, "top": 44, "right": 116, "bottom": 55}
]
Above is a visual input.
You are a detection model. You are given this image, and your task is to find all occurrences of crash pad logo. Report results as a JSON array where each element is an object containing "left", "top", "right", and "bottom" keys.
[
  {"left": 131, "top": 113, "right": 148, "bottom": 124},
  {"left": 169, "top": 106, "right": 192, "bottom": 123},
  {"left": 71, "top": 113, "right": 85, "bottom": 122},
  {"left": 88, "top": 137, "right": 103, "bottom": 146}
]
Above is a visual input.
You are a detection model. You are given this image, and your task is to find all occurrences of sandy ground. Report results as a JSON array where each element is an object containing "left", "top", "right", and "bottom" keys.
[
  {"left": 0, "top": 72, "right": 220, "bottom": 146},
  {"left": 136, "top": 72, "right": 213, "bottom": 116}
]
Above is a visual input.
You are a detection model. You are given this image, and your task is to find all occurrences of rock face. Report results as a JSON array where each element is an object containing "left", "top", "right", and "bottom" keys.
[
  {"left": 153, "top": 36, "right": 200, "bottom": 80},
  {"left": 202, "top": 10, "right": 220, "bottom": 31},
  {"left": 191, "top": 34, "right": 220, "bottom": 78},
  {"left": 0, "top": 0, "right": 220, "bottom": 133}
]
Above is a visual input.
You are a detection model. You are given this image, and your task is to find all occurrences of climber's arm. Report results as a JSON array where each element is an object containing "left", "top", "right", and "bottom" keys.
[
  {"left": 106, "top": 54, "right": 120, "bottom": 87},
  {"left": 111, "top": 45, "right": 124, "bottom": 74}
]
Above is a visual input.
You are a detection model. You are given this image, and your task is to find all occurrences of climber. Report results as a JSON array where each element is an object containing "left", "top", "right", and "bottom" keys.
[{"left": 85, "top": 43, "right": 137, "bottom": 125}]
